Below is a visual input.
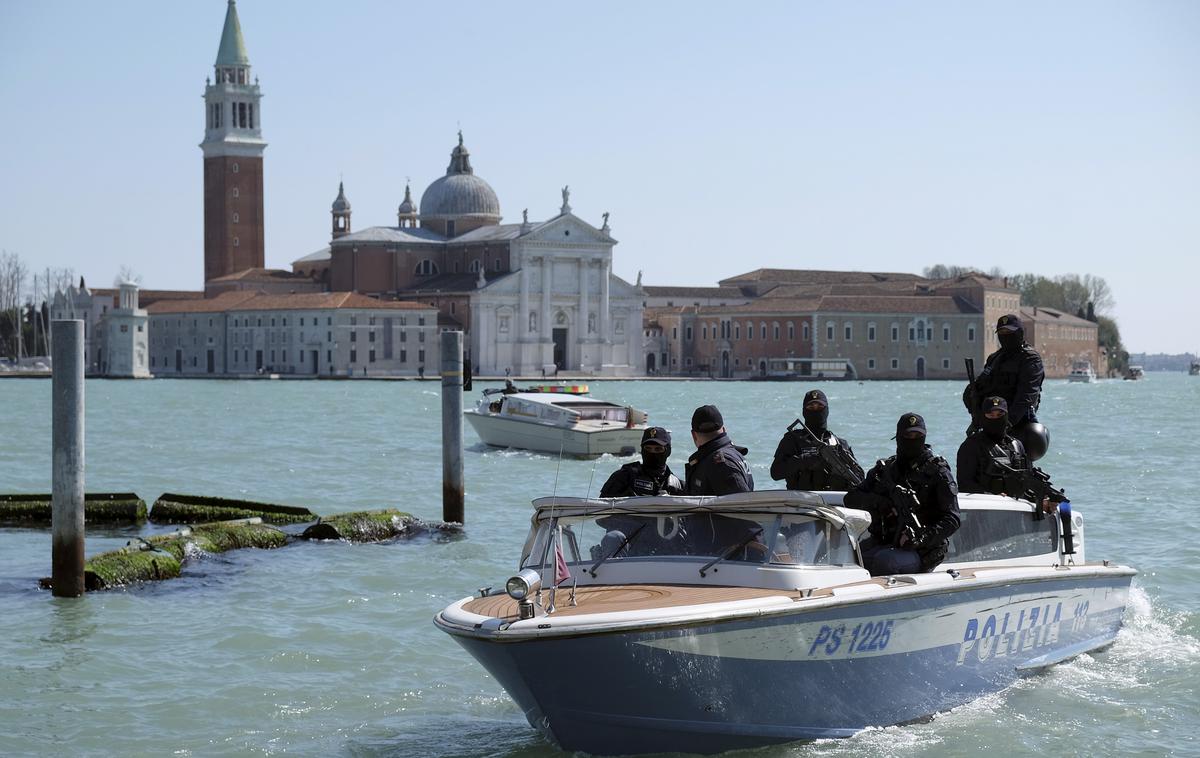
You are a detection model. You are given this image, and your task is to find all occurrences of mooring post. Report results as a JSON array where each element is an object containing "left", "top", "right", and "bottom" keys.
[
  {"left": 441, "top": 331, "right": 465, "bottom": 524},
  {"left": 51, "top": 319, "right": 85, "bottom": 597}
]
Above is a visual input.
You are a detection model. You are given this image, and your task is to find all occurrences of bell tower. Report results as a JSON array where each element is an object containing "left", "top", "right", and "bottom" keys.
[{"left": 201, "top": 0, "right": 266, "bottom": 282}]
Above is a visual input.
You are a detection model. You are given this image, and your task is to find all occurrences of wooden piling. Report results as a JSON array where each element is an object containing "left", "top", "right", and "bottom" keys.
[
  {"left": 441, "top": 331, "right": 465, "bottom": 524},
  {"left": 51, "top": 320, "right": 85, "bottom": 598}
]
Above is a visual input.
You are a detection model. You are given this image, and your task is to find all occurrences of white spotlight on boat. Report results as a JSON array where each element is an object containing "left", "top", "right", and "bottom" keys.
[{"left": 505, "top": 569, "right": 542, "bottom": 601}]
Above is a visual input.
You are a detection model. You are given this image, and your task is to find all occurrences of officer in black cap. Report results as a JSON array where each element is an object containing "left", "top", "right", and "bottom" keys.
[
  {"left": 599, "top": 427, "right": 685, "bottom": 498},
  {"left": 684, "top": 405, "right": 754, "bottom": 495},
  {"left": 844, "top": 413, "right": 961, "bottom": 575},
  {"left": 963, "top": 314, "right": 1045, "bottom": 436},
  {"left": 770, "top": 389, "right": 864, "bottom": 491},
  {"left": 957, "top": 396, "right": 1028, "bottom": 495}
]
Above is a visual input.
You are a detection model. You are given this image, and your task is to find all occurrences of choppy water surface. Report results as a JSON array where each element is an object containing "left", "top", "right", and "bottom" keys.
[{"left": 1, "top": 375, "right": 1197, "bottom": 757}]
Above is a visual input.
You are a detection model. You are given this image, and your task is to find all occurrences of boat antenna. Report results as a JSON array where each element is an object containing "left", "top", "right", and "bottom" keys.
[
  {"left": 538, "top": 433, "right": 569, "bottom": 607},
  {"left": 584, "top": 454, "right": 601, "bottom": 500}
]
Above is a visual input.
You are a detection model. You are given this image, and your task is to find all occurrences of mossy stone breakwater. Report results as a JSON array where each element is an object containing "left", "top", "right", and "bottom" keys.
[
  {"left": 300, "top": 509, "right": 418, "bottom": 542},
  {"left": 70, "top": 519, "right": 290, "bottom": 591},
  {"left": 149, "top": 493, "right": 318, "bottom": 525},
  {"left": 0, "top": 493, "right": 147, "bottom": 525}
]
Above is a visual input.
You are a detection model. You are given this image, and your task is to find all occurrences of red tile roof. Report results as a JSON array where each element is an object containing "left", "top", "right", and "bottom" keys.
[{"left": 146, "top": 291, "right": 433, "bottom": 314}]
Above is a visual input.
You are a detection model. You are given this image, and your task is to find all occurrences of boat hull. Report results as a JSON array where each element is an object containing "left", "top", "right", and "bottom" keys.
[
  {"left": 440, "top": 571, "right": 1133, "bottom": 755},
  {"left": 464, "top": 410, "right": 642, "bottom": 457}
]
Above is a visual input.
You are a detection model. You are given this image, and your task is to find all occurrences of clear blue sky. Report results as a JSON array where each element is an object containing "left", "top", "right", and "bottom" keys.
[{"left": 1, "top": 1, "right": 1196, "bottom": 353}]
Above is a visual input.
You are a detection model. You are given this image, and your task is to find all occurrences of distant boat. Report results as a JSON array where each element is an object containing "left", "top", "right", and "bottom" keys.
[
  {"left": 465, "top": 383, "right": 647, "bottom": 457},
  {"left": 1124, "top": 365, "right": 1145, "bottom": 381},
  {"left": 1067, "top": 361, "right": 1096, "bottom": 383},
  {"left": 1189, "top": 360, "right": 1199, "bottom": 376}
]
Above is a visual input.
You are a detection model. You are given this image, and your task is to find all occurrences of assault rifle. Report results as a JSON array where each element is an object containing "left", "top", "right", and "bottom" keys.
[
  {"left": 888, "top": 483, "right": 925, "bottom": 548},
  {"left": 786, "top": 419, "right": 865, "bottom": 487},
  {"left": 985, "top": 459, "right": 1067, "bottom": 520}
]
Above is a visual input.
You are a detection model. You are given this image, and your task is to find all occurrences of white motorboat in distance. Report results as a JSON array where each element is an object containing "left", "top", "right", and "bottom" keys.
[
  {"left": 1067, "top": 360, "right": 1097, "bottom": 383},
  {"left": 465, "top": 384, "right": 648, "bottom": 457},
  {"left": 435, "top": 491, "right": 1135, "bottom": 755}
]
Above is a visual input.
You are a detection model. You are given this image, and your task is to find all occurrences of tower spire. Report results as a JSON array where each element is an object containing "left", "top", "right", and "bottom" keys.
[{"left": 215, "top": 0, "right": 250, "bottom": 67}]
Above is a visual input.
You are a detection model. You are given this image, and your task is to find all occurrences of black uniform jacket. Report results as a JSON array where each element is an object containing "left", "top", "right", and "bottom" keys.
[
  {"left": 770, "top": 428, "right": 863, "bottom": 491},
  {"left": 684, "top": 433, "right": 754, "bottom": 496},
  {"left": 599, "top": 462, "right": 685, "bottom": 498},
  {"left": 963, "top": 343, "right": 1045, "bottom": 427},
  {"left": 956, "top": 432, "right": 1028, "bottom": 495},
  {"left": 843, "top": 447, "right": 961, "bottom": 566}
]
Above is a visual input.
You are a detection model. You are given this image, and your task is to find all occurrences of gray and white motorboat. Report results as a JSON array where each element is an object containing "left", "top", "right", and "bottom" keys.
[
  {"left": 464, "top": 383, "right": 647, "bottom": 457},
  {"left": 434, "top": 490, "right": 1135, "bottom": 755}
]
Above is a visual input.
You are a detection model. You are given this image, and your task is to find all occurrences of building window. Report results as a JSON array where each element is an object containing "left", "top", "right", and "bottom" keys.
[
  {"left": 826, "top": 322, "right": 835, "bottom": 341},
  {"left": 232, "top": 162, "right": 239, "bottom": 173},
  {"left": 746, "top": 321, "right": 753, "bottom": 341},
  {"left": 802, "top": 322, "right": 810, "bottom": 341},
  {"left": 282, "top": 350, "right": 287, "bottom": 363},
  {"left": 968, "top": 325, "right": 976, "bottom": 342},
  {"left": 400, "top": 331, "right": 407, "bottom": 343},
  {"left": 369, "top": 331, "right": 376, "bottom": 343},
  {"left": 844, "top": 323, "right": 852, "bottom": 341},
  {"left": 415, "top": 259, "right": 439, "bottom": 276},
  {"left": 400, "top": 349, "right": 407, "bottom": 362},
  {"left": 868, "top": 358, "right": 876, "bottom": 369},
  {"left": 773, "top": 323, "right": 780, "bottom": 340},
  {"left": 702, "top": 325, "right": 708, "bottom": 340},
  {"left": 350, "top": 349, "right": 357, "bottom": 363},
  {"left": 686, "top": 326, "right": 693, "bottom": 341},
  {"left": 868, "top": 323, "right": 876, "bottom": 342},
  {"left": 232, "top": 213, "right": 239, "bottom": 223},
  {"left": 909, "top": 326, "right": 916, "bottom": 341},
  {"left": 418, "top": 316, "right": 426, "bottom": 326},
  {"left": 735, "top": 323, "right": 741, "bottom": 340},
  {"left": 233, "top": 237, "right": 239, "bottom": 247},
  {"left": 672, "top": 327, "right": 678, "bottom": 340},
  {"left": 418, "top": 349, "right": 425, "bottom": 363},
  {"left": 891, "top": 358, "right": 899, "bottom": 369},
  {"left": 232, "top": 187, "right": 239, "bottom": 198},
  {"left": 685, "top": 357, "right": 693, "bottom": 367},
  {"left": 120, "top": 324, "right": 128, "bottom": 333},
  {"left": 942, "top": 358, "right": 951, "bottom": 369},
  {"left": 787, "top": 322, "right": 794, "bottom": 340},
  {"left": 943, "top": 324, "right": 951, "bottom": 342},
  {"left": 369, "top": 349, "right": 376, "bottom": 363},
  {"left": 760, "top": 322, "right": 767, "bottom": 339},
  {"left": 137, "top": 324, "right": 143, "bottom": 332}
]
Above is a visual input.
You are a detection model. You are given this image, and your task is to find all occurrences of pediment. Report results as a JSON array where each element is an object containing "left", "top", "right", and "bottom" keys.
[{"left": 524, "top": 213, "right": 616, "bottom": 246}]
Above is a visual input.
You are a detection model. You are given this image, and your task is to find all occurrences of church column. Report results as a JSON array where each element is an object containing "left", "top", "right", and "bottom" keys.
[
  {"left": 540, "top": 255, "right": 552, "bottom": 343},
  {"left": 579, "top": 258, "right": 590, "bottom": 342},
  {"left": 518, "top": 251, "right": 530, "bottom": 341},
  {"left": 600, "top": 259, "right": 611, "bottom": 342}
]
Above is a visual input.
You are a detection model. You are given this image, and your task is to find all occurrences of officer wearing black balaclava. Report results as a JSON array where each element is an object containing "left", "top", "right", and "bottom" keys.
[
  {"left": 770, "top": 389, "right": 864, "bottom": 490},
  {"left": 844, "top": 413, "right": 961, "bottom": 576},
  {"left": 963, "top": 314, "right": 1045, "bottom": 435},
  {"left": 600, "top": 427, "right": 685, "bottom": 497},
  {"left": 956, "top": 395, "right": 1029, "bottom": 493}
]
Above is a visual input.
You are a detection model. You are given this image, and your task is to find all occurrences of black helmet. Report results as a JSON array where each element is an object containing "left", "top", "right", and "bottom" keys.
[{"left": 1016, "top": 422, "right": 1050, "bottom": 462}]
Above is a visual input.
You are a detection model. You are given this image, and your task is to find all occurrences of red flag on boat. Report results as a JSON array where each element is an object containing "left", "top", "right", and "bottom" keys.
[{"left": 554, "top": 530, "right": 571, "bottom": 586}]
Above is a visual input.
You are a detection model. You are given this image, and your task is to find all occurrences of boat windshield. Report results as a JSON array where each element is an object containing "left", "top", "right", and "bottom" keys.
[
  {"left": 550, "top": 401, "right": 629, "bottom": 422},
  {"left": 520, "top": 511, "right": 856, "bottom": 570}
]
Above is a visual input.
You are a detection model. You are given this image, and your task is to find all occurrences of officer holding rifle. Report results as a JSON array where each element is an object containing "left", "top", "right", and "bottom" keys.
[
  {"left": 844, "top": 413, "right": 961, "bottom": 576},
  {"left": 957, "top": 395, "right": 1065, "bottom": 514},
  {"left": 770, "top": 389, "right": 865, "bottom": 491}
]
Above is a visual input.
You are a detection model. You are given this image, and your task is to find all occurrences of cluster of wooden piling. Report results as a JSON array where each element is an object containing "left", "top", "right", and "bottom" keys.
[{"left": 28, "top": 325, "right": 469, "bottom": 596}]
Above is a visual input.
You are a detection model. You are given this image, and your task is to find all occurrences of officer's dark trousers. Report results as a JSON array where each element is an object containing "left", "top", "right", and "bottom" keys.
[{"left": 861, "top": 539, "right": 922, "bottom": 576}]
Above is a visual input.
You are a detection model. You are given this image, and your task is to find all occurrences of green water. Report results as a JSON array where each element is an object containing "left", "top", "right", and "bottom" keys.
[{"left": 1, "top": 375, "right": 1197, "bottom": 756}]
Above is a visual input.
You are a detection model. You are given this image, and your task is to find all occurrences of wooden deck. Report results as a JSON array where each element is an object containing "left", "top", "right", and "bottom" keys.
[{"left": 463, "top": 584, "right": 804, "bottom": 620}]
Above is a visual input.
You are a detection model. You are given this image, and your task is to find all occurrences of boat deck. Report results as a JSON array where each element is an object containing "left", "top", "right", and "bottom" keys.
[{"left": 464, "top": 584, "right": 798, "bottom": 620}]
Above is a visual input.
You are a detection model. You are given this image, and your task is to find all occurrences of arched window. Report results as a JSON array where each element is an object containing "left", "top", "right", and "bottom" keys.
[
  {"left": 415, "top": 259, "right": 439, "bottom": 276},
  {"left": 469, "top": 259, "right": 481, "bottom": 273},
  {"left": 760, "top": 321, "right": 767, "bottom": 339},
  {"left": 787, "top": 321, "right": 794, "bottom": 340},
  {"left": 746, "top": 321, "right": 753, "bottom": 340},
  {"left": 773, "top": 322, "right": 780, "bottom": 340}
]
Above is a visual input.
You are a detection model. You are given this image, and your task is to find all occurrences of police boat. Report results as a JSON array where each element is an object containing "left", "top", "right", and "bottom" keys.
[
  {"left": 464, "top": 383, "right": 648, "bottom": 457},
  {"left": 434, "top": 490, "right": 1135, "bottom": 755}
]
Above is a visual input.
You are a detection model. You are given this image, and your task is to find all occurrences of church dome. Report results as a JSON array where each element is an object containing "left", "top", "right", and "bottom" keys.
[
  {"left": 397, "top": 182, "right": 417, "bottom": 216},
  {"left": 419, "top": 133, "right": 500, "bottom": 223}
]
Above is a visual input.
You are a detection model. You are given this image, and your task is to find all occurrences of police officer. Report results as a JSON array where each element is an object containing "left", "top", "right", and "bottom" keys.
[
  {"left": 963, "top": 314, "right": 1044, "bottom": 435},
  {"left": 957, "top": 396, "right": 1059, "bottom": 513},
  {"left": 599, "top": 427, "right": 685, "bottom": 498},
  {"left": 770, "top": 389, "right": 864, "bottom": 490},
  {"left": 844, "top": 413, "right": 961, "bottom": 576},
  {"left": 684, "top": 405, "right": 754, "bottom": 495},
  {"left": 956, "top": 396, "right": 1028, "bottom": 494}
]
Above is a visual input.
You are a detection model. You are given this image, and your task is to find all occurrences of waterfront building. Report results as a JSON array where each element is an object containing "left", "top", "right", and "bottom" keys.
[
  {"left": 1020, "top": 306, "right": 1106, "bottom": 378},
  {"left": 640, "top": 270, "right": 1046, "bottom": 379},
  {"left": 51, "top": 279, "right": 203, "bottom": 376},
  {"left": 293, "top": 136, "right": 643, "bottom": 376},
  {"left": 145, "top": 292, "right": 438, "bottom": 377},
  {"left": 202, "top": 0, "right": 266, "bottom": 283}
]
